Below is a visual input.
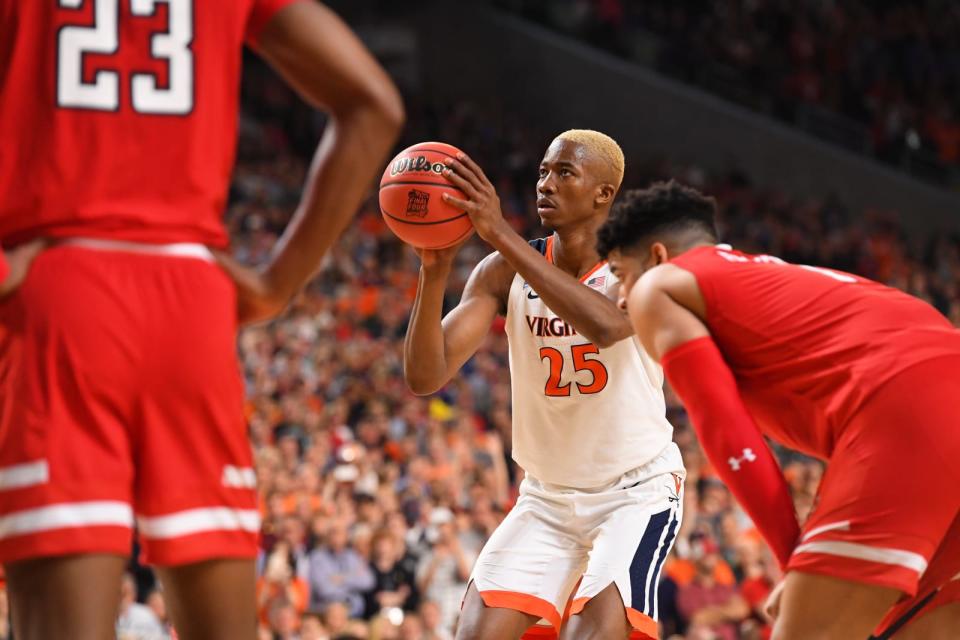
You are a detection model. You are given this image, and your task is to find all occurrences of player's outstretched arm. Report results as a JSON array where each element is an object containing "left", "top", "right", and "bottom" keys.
[
  {"left": 629, "top": 265, "right": 801, "bottom": 568},
  {"left": 403, "top": 247, "right": 512, "bottom": 395},
  {"left": 220, "top": 1, "right": 405, "bottom": 324},
  {"left": 443, "top": 154, "right": 632, "bottom": 347}
]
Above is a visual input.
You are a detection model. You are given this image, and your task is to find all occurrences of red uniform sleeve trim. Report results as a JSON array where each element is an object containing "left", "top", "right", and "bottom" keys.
[
  {"left": 663, "top": 336, "right": 801, "bottom": 568},
  {"left": 245, "top": 0, "right": 301, "bottom": 46},
  {"left": 0, "top": 248, "right": 9, "bottom": 284}
]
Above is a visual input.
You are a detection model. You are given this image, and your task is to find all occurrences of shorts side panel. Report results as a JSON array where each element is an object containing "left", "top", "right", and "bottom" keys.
[
  {"left": 572, "top": 460, "right": 683, "bottom": 638},
  {"left": 134, "top": 257, "right": 258, "bottom": 565}
]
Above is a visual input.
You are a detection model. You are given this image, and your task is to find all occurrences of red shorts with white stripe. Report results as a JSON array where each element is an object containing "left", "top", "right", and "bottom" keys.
[
  {"left": 785, "top": 357, "right": 960, "bottom": 633},
  {"left": 0, "top": 241, "right": 259, "bottom": 566}
]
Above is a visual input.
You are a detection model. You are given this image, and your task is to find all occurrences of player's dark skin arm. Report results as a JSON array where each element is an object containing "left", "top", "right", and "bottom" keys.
[
  {"left": 215, "top": 1, "right": 405, "bottom": 325},
  {"left": 443, "top": 154, "right": 633, "bottom": 348},
  {"left": 403, "top": 244, "right": 513, "bottom": 395},
  {"left": 623, "top": 263, "right": 709, "bottom": 359}
]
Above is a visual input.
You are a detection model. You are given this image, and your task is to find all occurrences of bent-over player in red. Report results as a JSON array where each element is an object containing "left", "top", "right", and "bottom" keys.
[
  {"left": 596, "top": 182, "right": 960, "bottom": 640},
  {"left": 0, "top": 2, "right": 403, "bottom": 639}
]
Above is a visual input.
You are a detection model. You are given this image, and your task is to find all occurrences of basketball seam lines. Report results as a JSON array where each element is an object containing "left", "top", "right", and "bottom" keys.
[
  {"left": 381, "top": 209, "right": 470, "bottom": 225},
  {"left": 396, "top": 146, "right": 458, "bottom": 156},
  {"left": 380, "top": 180, "right": 463, "bottom": 188}
]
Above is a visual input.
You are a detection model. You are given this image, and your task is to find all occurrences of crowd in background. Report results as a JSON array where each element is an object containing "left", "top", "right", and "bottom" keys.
[
  {"left": 500, "top": 0, "right": 960, "bottom": 171},
  {"left": 1, "top": 44, "right": 957, "bottom": 640}
]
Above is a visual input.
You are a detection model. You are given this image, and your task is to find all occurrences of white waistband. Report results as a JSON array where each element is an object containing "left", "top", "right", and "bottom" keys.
[{"left": 59, "top": 238, "right": 215, "bottom": 262}]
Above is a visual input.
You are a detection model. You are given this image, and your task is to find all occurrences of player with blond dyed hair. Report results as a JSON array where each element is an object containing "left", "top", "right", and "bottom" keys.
[
  {"left": 404, "top": 131, "right": 683, "bottom": 640},
  {"left": 554, "top": 129, "right": 626, "bottom": 186}
]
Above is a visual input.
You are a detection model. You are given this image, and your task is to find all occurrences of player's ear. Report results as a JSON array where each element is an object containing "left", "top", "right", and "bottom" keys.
[
  {"left": 595, "top": 183, "right": 616, "bottom": 206},
  {"left": 651, "top": 242, "right": 669, "bottom": 266}
]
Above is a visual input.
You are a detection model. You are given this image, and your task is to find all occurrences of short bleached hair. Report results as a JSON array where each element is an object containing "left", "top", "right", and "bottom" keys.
[{"left": 555, "top": 129, "right": 625, "bottom": 189}]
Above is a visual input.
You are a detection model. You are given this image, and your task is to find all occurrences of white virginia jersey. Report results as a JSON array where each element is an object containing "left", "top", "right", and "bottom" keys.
[{"left": 504, "top": 237, "right": 674, "bottom": 487}]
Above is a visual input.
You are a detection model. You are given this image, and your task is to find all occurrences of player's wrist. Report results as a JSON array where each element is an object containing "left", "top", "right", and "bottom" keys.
[
  {"left": 420, "top": 262, "right": 452, "bottom": 280},
  {"left": 479, "top": 218, "right": 514, "bottom": 248}
]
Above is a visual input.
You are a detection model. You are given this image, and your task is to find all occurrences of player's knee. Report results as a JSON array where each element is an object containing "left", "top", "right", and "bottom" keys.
[
  {"left": 454, "top": 600, "right": 494, "bottom": 640},
  {"left": 455, "top": 597, "right": 537, "bottom": 640},
  {"left": 454, "top": 616, "right": 480, "bottom": 640},
  {"left": 454, "top": 615, "right": 496, "bottom": 640},
  {"left": 561, "top": 615, "right": 627, "bottom": 640}
]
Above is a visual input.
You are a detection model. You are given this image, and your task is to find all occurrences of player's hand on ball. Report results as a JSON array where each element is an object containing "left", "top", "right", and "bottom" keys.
[
  {"left": 212, "top": 250, "right": 289, "bottom": 326},
  {"left": 441, "top": 153, "right": 509, "bottom": 243},
  {"left": 0, "top": 239, "right": 47, "bottom": 301},
  {"left": 415, "top": 239, "right": 469, "bottom": 273}
]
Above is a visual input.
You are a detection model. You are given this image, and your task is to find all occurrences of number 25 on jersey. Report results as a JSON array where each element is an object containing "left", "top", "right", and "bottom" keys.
[
  {"left": 539, "top": 344, "right": 609, "bottom": 397},
  {"left": 57, "top": 0, "right": 194, "bottom": 114}
]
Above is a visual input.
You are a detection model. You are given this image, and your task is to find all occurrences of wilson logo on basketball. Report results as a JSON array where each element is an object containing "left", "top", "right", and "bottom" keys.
[
  {"left": 405, "top": 189, "right": 430, "bottom": 217},
  {"left": 390, "top": 155, "right": 445, "bottom": 176}
]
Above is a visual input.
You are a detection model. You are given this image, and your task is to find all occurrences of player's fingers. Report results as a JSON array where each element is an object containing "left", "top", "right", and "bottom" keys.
[
  {"left": 13, "top": 238, "right": 47, "bottom": 261},
  {"left": 441, "top": 193, "right": 473, "bottom": 212},
  {"left": 456, "top": 152, "right": 492, "bottom": 187},
  {"left": 0, "top": 238, "right": 48, "bottom": 298},
  {"left": 762, "top": 581, "right": 784, "bottom": 622},
  {"left": 441, "top": 166, "right": 481, "bottom": 200},
  {"left": 443, "top": 157, "right": 485, "bottom": 193}
]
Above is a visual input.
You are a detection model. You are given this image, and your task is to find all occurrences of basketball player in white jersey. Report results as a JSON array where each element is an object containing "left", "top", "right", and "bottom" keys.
[{"left": 404, "top": 130, "right": 684, "bottom": 640}]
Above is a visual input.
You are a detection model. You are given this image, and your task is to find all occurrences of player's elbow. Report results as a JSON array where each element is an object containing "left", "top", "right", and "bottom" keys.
[
  {"left": 591, "top": 331, "right": 620, "bottom": 349},
  {"left": 405, "top": 379, "right": 439, "bottom": 397},
  {"left": 589, "top": 322, "right": 633, "bottom": 349},
  {"left": 334, "top": 80, "right": 405, "bottom": 140},
  {"left": 403, "top": 366, "right": 443, "bottom": 397},
  {"left": 363, "top": 83, "right": 405, "bottom": 136}
]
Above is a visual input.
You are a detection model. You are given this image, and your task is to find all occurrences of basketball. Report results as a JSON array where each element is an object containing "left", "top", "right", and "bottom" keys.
[{"left": 379, "top": 141, "right": 475, "bottom": 249}]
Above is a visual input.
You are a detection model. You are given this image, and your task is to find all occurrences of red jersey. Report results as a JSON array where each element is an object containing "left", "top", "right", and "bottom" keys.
[
  {"left": 0, "top": 0, "right": 294, "bottom": 248},
  {"left": 670, "top": 244, "right": 960, "bottom": 459}
]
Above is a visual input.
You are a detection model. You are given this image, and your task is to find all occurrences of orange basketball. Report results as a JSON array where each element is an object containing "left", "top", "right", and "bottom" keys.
[{"left": 379, "top": 141, "right": 474, "bottom": 249}]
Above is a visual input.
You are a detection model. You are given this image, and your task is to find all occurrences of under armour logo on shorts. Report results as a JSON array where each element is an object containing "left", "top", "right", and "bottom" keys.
[{"left": 728, "top": 448, "right": 757, "bottom": 471}]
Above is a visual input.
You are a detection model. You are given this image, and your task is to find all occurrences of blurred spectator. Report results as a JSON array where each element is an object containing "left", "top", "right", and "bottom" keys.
[
  {"left": 398, "top": 612, "right": 424, "bottom": 640},
  {"left": 270, "top": 514, "right": 312, "bottom": 580},
  {"left": 737, "top": 552, "right": 779, "bottom": 640},
  {"left": 300, "top": 612, "right": 328, "bottom": 640},
  {"left": 676, "top": 535, "right": 751, "bottom": 640},
  {"left": 145, "top": 589, "right": 173, "bottom": 638},
  {"left": 258, "top": 542, "right": 310, "bottom": 626},
  {"left": 116, "top": 573, "right": 167, "bottom": 640},
  {"left": 321, "top": 602, "right": 352, "bottom": 638},
  {"left": 268, "top": 600, "right": 302, "bottom": 640},
  {"left": 308, "top": 520, "right": 374, "bottom": 616},
  {"left": 366, "top": 529, "right": 418, "bottom": 618},
  {"left": 415, "top": 508, "right": 477, "bottom": 632},
  {"left": 419, "top": 600, "right": 454, "bottom": 640}
]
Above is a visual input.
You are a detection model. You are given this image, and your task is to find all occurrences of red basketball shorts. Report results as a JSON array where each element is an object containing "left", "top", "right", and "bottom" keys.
[
  {"left": 0, "top": 241, "right": 258, "bottom": 566},
  {"left": 785, "top": 356, "right": 960, "bottom": 631}
]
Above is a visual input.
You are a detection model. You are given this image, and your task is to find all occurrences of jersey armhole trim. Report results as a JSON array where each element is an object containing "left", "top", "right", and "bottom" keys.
[{"left": 245, "top": 0, "right": 300, "bottom": 47}]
